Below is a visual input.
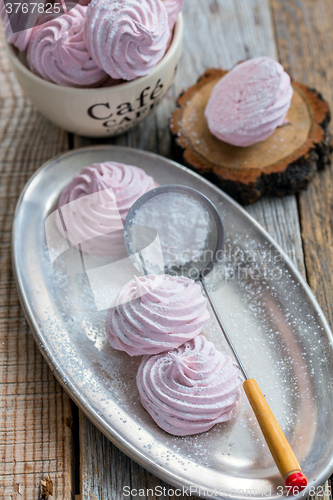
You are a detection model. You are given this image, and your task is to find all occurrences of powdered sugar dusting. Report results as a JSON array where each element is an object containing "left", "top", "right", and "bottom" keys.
[
  {"left": 15, "top": 148, "right": 332, "bottom": 491},
  {"left": 132, "top": 192, "right": 210, "bottom": 268}
]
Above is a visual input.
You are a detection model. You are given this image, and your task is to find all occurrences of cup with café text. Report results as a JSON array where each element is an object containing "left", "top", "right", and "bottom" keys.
[{"left": 5, "top": 14, "right": 183, "bottom": 138}]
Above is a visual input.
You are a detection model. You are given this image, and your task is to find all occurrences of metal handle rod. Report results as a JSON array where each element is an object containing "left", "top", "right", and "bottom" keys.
[
  {"left": 200, "top": 276, "right": 248, "bottom": 380},
  {"left": 139, "top": 251, "right": 148, "bottom": 276},
  {"left": 201, "top": 276, "right": 307, "bottom": 491}
]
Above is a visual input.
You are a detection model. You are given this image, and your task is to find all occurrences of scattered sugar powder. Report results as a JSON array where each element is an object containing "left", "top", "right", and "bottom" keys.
[{"left": 131, "top": 192, "right": 210, "bottom": 269}]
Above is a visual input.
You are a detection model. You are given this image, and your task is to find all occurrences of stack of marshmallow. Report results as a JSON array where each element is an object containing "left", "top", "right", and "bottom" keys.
[
  {"left": 57, "top": 161, "right": 243, "bottom": 436},
  {"left": 106, "top": 273, "right": 243, "bottom": 436},
  {"left": 0, "top": 0, "right": 185, "bottom": 87}
]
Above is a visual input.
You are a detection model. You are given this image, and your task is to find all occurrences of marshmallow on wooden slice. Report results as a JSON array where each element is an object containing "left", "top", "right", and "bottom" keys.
[{"left": 205, "top": 57, "right": 293, "bottom": 147}]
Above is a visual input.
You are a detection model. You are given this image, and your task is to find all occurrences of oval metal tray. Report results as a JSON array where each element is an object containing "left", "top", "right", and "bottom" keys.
[{"left": 12, "top": 146, "right": 333, "bottom": 500}]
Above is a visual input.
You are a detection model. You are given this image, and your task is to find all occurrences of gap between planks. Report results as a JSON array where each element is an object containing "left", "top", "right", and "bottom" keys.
[{"left": 271, "top": 0, "right": 333, "bottom": 332}]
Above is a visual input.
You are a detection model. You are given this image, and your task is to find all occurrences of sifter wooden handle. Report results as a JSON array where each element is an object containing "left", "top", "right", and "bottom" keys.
[{"left": 243, "top": 379, "right": 307, "bottom": 491}]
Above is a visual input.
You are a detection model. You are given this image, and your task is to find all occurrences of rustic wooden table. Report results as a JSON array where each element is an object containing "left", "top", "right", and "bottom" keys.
[{"left": 1, "top": 0, "right": 333, "bottom": 498}]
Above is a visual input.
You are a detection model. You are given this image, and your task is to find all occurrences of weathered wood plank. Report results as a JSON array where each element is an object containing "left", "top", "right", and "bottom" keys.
[
  {"left": 78, "top": 0, "right": 307, "bottom": 498},
  {"left": 271, "top": 0, "right": 333, "bottom": 328},
  {"left": 0, "top": 26, "right": 75, "bottom": 500}
]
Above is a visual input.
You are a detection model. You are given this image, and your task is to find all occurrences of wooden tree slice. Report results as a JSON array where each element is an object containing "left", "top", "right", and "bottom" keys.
[{"left": 170, "top": 68, "right": 332, "bottom": 204}]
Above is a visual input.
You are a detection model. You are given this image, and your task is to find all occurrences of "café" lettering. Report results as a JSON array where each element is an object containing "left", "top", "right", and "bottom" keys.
[{"left": 87, "top": 79, "right": 164, "bottom": 133}]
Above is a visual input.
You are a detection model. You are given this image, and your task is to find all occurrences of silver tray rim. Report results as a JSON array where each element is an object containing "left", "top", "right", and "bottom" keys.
[{"left": 11, "top": 145, "right": 333, "bottom": 499}]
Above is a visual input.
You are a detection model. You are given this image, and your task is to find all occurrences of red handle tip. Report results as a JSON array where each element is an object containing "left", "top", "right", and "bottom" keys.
[{"left": 285, "top": 472, "right": 307, "bottom": 492}]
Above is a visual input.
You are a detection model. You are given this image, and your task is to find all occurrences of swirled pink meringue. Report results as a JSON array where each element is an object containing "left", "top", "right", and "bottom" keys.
[
  {"left": 84, "top": 0, "right": 170, "bottom": 81},
  {"left": 56, "top": 161, "right": 155, "bottom": 254},
  {"left": 0, "top": 0, "right": 34, "bottom": 51},
  {"left": 205, "top": 57, "right": 293, "bottom": 147},
  {"left": 163, "top": 0, "right": 185, "bottom": 31},
  {"left": 27, "top": 5, "right": 107, "bottom": 87},
  {"left": 137, "top": 335, "right": 242, "bottom": 435},
  {"left": 106, "top": 275, "right": 210, "bottom": 356}
]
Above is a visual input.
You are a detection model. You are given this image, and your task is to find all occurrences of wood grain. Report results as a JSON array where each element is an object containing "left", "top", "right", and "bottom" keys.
[
  {"left": 170, "top": 69, "right": 331, "bottom": 204},
  {"left": 0, "top": 27, "right": 75, "bottom": 500},
  {"left": 80, "top": 412, "right": 170, "bottom": 500},
  {"left": 271, "top": 0, "right": 333, "bottom": 329},
  {"left": 77, "top": 1, "right": 307, "bottom": 498}
]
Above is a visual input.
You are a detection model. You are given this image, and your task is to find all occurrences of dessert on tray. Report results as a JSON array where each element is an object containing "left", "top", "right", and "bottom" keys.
[
  {"left": 105, "top": 274, "right": 210, "bottom": 356},
  {"left": 170, "top": 56, "right": 332, "bottom": 204},
  {"left": 105, "top": 271, "right": 242, "bottom": 435},
  {"left": 204, "top": 57, "right": 293, "bottom": 147},
  {"left": 54, "top": 158, "right": 243, "bottom": 436},
  {"left": 56, "top": 161, "right": 155, "bottom": 254},
  {"left": 136, "top": 335, "right": 242, "bottom": 436},
  {"left": 0, "top": 0, "right": 35, "bottom": 51}
]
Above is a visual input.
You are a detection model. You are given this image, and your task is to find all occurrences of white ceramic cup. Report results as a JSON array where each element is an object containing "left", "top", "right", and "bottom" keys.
[{"left": 5, "top": 14, "right": 183, "bottom": 138}]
